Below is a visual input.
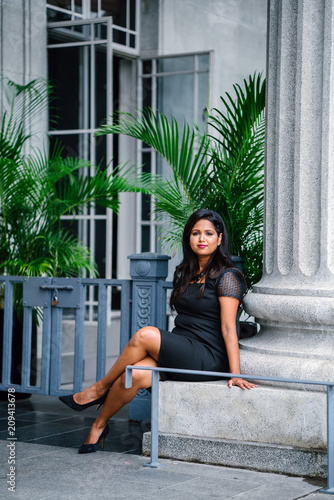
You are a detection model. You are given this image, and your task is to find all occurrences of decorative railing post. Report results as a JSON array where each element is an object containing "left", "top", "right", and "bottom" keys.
[{"left": 128, "top": 252, "right": 170, "bottom": 421}]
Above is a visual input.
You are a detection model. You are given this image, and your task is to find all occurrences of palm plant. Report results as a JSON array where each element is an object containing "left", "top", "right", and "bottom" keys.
[
  {"left": 97, "top": 73, "right": 265, "bottom": 288},
  {"left": 205, "top": 73, "right": 265, "bottom": 285},
  {"left": 0, "top": 77, "right": 147, "bottom": 279}
]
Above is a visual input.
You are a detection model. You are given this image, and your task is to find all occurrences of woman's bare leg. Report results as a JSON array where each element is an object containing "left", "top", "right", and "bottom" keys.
[
  {"left": 82, "top": 356, "right": 158, "bottom": 444},
  {"left": 74, "top": 326, "right": 161, "bottom": 405}
]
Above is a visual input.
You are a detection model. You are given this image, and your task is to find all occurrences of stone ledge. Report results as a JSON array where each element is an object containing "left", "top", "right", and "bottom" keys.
[
  {"left": 159, "top": 381, "right": 327, "bottom": 449},
  {"left": 142, "top": 432, "right": 327, "bottom": 478}
]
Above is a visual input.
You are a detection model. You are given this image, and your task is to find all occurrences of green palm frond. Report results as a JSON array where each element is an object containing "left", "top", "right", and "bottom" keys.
[
  {"left": 98, "top": 108, "right": 210, "bottom": 206},
  {"left": 97, "top": 109, "right": 212, "bottom": 251},
  {"left": 97, "top": 73, "right": 265, "bottom": 287}
]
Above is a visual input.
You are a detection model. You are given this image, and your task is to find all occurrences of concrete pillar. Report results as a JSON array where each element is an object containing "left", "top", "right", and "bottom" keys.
[{"left": 242, "top": 0, "right": 334, "bottom": 384}]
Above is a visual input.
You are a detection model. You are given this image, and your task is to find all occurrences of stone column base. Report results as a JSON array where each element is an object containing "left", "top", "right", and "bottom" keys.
[
  {"left": 142, "top": 432, "right": 327, "bottom": 478},
  {"left": 148, "top": 380, "right": 330, "bottom": 478}
]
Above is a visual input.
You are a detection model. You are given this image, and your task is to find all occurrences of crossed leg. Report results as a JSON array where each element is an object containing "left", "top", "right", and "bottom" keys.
[{"left": 73, "top": 326, "right": 161, "bottom": 445}]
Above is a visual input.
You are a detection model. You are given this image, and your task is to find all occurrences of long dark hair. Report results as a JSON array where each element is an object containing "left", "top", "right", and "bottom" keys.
[{"left": 170, "top": 208, "right": 233, "bottom": 308}]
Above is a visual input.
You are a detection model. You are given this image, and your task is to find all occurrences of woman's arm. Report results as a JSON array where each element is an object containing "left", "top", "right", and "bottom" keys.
[{"left": 218, "top": 296, "right": 257, "bottom": 390}]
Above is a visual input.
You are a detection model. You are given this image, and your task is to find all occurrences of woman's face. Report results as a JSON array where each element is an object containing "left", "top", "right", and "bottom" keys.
[{"left": 189, "top": 218, "right": 222, "bottom": 258}]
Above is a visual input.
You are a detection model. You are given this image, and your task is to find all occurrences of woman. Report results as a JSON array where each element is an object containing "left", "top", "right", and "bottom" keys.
[{"left": 59, "top": 208, "right": 256, "bottom": 453}]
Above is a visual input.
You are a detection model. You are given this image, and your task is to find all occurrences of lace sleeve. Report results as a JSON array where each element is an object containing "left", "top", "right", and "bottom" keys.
[{"left": 216, "top": 269, "right": 247, "bottom": 301}]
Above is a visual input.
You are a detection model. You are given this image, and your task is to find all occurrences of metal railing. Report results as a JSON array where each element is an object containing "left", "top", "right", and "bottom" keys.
[
  {"left": 125, "top": 366, "right": 334, "bottom": 496},
  {"left": 0, "top": 276, "right": 131, "bottom": 395}
]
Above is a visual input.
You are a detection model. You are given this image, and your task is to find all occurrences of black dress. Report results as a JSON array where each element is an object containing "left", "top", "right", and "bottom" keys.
[{"left": 158, "top": 268, "right": 246, "bottom": 381}]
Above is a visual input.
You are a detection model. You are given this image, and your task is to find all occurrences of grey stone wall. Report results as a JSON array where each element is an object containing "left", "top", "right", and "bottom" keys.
[{"left": 0, "top": 0, "right": 47, "bottom": 84}]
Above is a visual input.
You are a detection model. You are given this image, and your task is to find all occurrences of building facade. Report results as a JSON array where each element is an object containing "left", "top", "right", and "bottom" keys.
[{"left": 0, "top": 0, "right": 267, "bottom": 287}]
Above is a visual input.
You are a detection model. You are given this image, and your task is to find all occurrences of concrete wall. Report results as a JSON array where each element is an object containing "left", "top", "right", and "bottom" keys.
[
  {"left": 0, "top": 0, "right": 48, "bottom": 150},
  {"left": 0, "top": 0, "right": 47, "bottom": 84},
  {"left": 117, "top": 59, "right": 139, "bottom": 278},
  {"left": 141, "top": 0, "right": 267, "bottom": 108}
]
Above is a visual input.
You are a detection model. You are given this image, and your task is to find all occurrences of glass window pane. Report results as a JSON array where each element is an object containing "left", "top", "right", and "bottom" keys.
[
  {"left": 48, "top": 44, "right": 90, "bottom": 130},
  {"left": 157, "top": 73, "right": 194, "bottom": 124},
  {"left": 47, "top": 9, "right": 71, "bottom": 22},
  {"left": 113, "top": 29, "right": 126, "bottom": 45},
  {"left": 94, "top": 24, "right": 108, "bottom": 40},
  {"left": 198, "top": 53, "right": 210, "bottom": 71},
  {"left": 157, "top": 56, "right": 194, "bottom": 74},
  {"left": 141, "top": 226, "right": 150, "bottom": 252},
  {"left": 95, "top": 45, "right": 107, "bottom": 128},
  {"left": 48, "top": 24, "right": 91, "bottom": 43},
  {"left": 95, "top": 220, "right": 107, "bottom": 277},
  {"left": 90, "top": 0, "right": 98, "bottom": 17},
  {"left": 142, "top": 60, "right": 152, "bottom": 75},
  {"left": 197, "top": 72, "right": 210, "bottom": 131},
  {"left": 96, "top": 134, "right": 107, "bottom": 172},
  {"left": 142, "top": 152, "right": 151, "bottom": 173},
  {"left": 130, "top": 34, "right": 136, "bottom": 48},
  {"left": 130, "top": 0, "right": 136, "bottom": 31},
  {"left": 50, "top": 134, "right": 92, "bottom": 165},
  {"left": 78, "top": 216, "right": 90, "bottom": 258},
  {"left": 102, "top": 0, "right": 126, "bottom": 27},
  {"left": 75, "top": 0, "right": 83, "bottom": 14},
  {"left": 142, "top": 77, "right": 152, "bottom": 110},
  {"left": 49, "top": 134, "right": 80, "bottom": 159},
  {"left": 62, "top": 219, "right": 79, "bottom": 239},
  {"left": 48, "top": 0, "right": 71, "bottom": 8},
  {"left": 72, "top": 23, "right": 91, "bottom": 38},
  {"left": 141, "top": 194, "right": 151, "bottom": 221}
]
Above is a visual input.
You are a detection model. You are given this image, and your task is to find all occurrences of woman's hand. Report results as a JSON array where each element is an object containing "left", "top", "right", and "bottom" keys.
[{"left": 228, "top": 377, "right": 257, "bottom": 390}]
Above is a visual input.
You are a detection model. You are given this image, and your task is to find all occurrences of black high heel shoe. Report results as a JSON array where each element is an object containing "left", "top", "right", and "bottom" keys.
[
  {"left": 78, "top": 424, "right": 109, "bottom": 454},
  {"left": 58, "top": 393, "right": 107, "bottom": 412}
]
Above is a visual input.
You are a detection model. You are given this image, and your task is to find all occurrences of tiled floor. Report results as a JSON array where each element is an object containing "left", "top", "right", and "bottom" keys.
[
  {"left": 0, "top": 394, "right": 329, "bottom": 500},
  {"left": 0, "top": 394, "right": 149, "bottom": 454}
]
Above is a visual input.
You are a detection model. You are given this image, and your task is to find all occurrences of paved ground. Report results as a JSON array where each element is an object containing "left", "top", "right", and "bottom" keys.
[{"left": 0, "top": 395, "right": 331, "bottom": 499}]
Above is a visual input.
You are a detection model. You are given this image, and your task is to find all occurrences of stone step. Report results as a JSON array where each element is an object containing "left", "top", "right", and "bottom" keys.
[
  {"left": 144, "top": 380, "right": 330, "bottom": 477},
  {"left": 142, "top": 432, "right": 327, "bottom": 478}
]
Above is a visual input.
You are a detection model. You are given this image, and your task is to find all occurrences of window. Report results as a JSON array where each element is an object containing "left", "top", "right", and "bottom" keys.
[
  {"left": 47, "top": 0, "right": 139, "bottom": 52},
  {"left": 137, "top": 52, "right": 212, "bottom": 252}
]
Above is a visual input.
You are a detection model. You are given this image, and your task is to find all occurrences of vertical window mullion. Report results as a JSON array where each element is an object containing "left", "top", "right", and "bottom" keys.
[
  {"left": 88, "top": 21, "right": 96, "bottom": 320},
  {"left": 126, "top": 0, "right": 130, "bottom": 48},
  {"left": 194, "top": 54, "right": 199, "bottom": 125},
  {"left": 105, "top": 16, "right": 113, "bottom": 290},
  {"left": 136, "top": 0, "right": 140, "bottom": 51},
  {"left": 136, "top": 58, "right": 143, "bottom": 253},
  {"left": 79, "top": 43, "right": 90, "bottom": 277},
  {"left": 150, "top": 58, "right": 157, "bottom": 252}
]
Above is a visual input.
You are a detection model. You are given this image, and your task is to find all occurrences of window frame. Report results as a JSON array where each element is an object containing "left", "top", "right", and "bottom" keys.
[{"left": 136, "top": 51, "right": 213, "bottom": 253}]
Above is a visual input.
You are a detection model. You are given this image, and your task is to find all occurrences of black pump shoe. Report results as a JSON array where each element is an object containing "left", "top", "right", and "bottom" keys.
[
  {"left": 78, "top": 424, "right": 109, "bottom": 454},
  {"left": 58, "top": 394, "right": 107, "bottom": 412}
]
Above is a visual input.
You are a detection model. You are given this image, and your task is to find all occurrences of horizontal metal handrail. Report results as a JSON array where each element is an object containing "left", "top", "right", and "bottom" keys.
[{"left": 125, "top": 366, "right": 334, "bottom": 495}]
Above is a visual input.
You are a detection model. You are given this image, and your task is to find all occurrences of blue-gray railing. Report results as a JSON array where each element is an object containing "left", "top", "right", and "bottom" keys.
[
  {"left": 0, "top": 275, "right": 131, "bottom": 395},
  {"left": 0, "top": 253, "right": 171, "bottom": 421},
  {"left": 125, "top": 365, "right": 334, "bottom": 496}
]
